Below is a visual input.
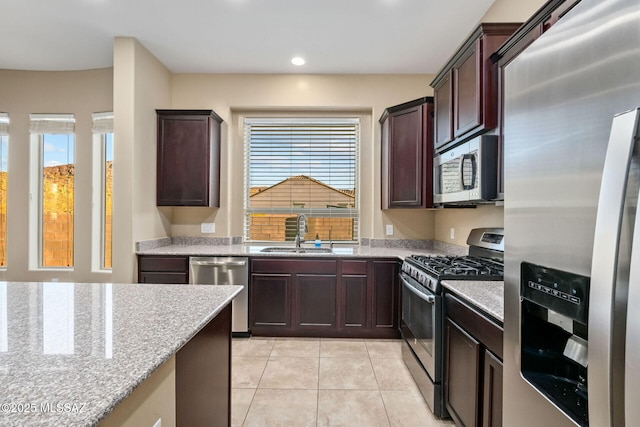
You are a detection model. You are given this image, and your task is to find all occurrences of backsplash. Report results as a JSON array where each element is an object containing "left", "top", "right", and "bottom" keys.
[
  {"left": 364, "top": 238, "right": 433, "bottom": 250},
  {"left": 432, "top": 240, "right": 469, "bottom": 256}
]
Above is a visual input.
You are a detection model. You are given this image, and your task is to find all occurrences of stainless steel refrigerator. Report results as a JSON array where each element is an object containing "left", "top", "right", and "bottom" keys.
[{"left": 503, "top": 0, "right": 640, "bottom": 426}]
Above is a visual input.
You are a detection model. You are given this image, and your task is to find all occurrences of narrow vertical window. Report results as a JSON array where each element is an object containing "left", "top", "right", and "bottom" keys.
[
  {"left": 0, "top": 113, "right": 8, "bottom": 268},
  {"left": 92, "top": 112, "right": 113, "bottom": 270},
  {"left": 29, "top": 114, "right": 75, "bottom": 268},
  {"left": 104, "top": 133, "right": 113, "bottom": 269}
]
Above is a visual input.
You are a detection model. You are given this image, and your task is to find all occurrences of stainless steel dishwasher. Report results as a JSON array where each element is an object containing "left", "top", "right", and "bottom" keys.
[{"left": 189, "top": 256, "right": 249, "bottom": 336}]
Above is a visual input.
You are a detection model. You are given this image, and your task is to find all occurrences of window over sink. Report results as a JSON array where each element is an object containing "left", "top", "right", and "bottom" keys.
[{"left": 243, "top": 117, "right": 359, "bottom": 243}]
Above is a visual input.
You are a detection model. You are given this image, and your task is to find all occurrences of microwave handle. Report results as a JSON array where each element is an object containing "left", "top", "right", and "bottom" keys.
[{"left": 460, "top": 153, "right": 477, "bottom": 190}]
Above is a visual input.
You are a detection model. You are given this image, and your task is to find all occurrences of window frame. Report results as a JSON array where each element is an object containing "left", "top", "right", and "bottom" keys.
[
  {"left": 28, "top": 114, "right": 76, "bottom": 271},
  {"left": 243, "top": 115, "right": 360, "bottom": 243},
  {"left": 0, "top": 113, "right": 8, "bottom": 269},
  {"left": 91, "top": 112, "right": 113, "bottom": 272}
]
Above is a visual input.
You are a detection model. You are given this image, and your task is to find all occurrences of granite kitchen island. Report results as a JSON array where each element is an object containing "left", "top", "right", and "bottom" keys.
[{"left": 0, "top": 281, "right": 242, "bottom": 427}]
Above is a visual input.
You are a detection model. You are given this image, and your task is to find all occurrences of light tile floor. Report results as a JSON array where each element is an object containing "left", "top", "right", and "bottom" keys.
[{"left": 232, "top": 337, "right": 457, "bottom": 427}]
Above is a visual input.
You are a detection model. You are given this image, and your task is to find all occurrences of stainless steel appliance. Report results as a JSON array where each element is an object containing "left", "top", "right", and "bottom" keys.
[
  {"left": 433, "top": 135, "right": 498, "bottom": 205},
  {"left": 189, "top": 257, "right": 249, "bottom": 335},
  {"left": 400, "top": 228, "right": 504, "bottom": 418},
  {"left": 503, "top": 0, "right": 640, "bottom": 425}
]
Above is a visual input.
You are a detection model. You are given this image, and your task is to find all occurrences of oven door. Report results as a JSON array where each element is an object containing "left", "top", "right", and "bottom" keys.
[{"left": 400, "top": 272, "right": 441, "bottom": 382}]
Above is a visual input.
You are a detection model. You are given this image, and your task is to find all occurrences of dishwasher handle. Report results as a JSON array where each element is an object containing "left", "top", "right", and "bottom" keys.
[{"left": 190, "top": 260, "right": 247, "bottom": 268}]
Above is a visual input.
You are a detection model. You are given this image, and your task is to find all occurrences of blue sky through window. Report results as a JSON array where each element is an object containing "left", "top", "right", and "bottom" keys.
[
  {"left": 43, "top": 134, "right": 74, "bottom": 167},
  {"left": 0, "top": 136, "right": 6, "bottom": 172},
  {"left": 105, "top": 133, "right": 113, "bottom": 162}
]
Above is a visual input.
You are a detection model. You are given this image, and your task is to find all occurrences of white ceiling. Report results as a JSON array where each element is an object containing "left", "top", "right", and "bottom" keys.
[{"left": 1, "top": 0, "right": 497, "bottom": 74}]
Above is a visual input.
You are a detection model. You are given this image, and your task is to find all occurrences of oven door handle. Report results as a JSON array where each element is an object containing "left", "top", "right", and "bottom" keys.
[{"left": 400, "top": 274, "right": 436, "bottom": 304}]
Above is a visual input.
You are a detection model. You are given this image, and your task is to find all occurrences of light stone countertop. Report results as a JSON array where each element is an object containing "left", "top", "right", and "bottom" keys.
[
  {"left": 441, "top": 280, "right": 504, "bottom": 324},
  {"left": 136, "top": 243, "right": 450, "bottom": 260},
  {"left": 0, "top": 281, "right": 242, "bottom": 427}
]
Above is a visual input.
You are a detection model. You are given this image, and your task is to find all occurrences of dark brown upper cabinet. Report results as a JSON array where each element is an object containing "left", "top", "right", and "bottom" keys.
[
  {"left": 434, "top": 74, "right": 453, "bottom": 147},
  {"left": 380, "top": 97, "right": 434, "bottom": 209},
  {"left": 156, "top": 109, "right": 222, "bottom": 207},
  {"left": 431, "top": 23, "right": 521, "bottom": 154}
]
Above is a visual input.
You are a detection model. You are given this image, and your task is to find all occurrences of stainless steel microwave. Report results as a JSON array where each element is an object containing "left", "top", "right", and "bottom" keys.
[{"left": 433, "top": 135, "right": 498, "bottom": 204}]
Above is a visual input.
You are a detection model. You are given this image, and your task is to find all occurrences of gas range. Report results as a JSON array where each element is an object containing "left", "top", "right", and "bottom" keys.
[
  {"left": 401, "top": 228, "right": 505, "bottom": 293},
  {"left": 400, "top": 228, "right": 504, "bottom": 419}
]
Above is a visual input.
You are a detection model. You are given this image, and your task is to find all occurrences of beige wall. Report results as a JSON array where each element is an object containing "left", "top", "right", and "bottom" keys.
[
  {"left": 99, "top": 356, "right": 175, "bottom": 427},
  {"left": 112, "top": 37, "right": 172, "bottom": 283},
  {"left": 0, "top": 68, "right": 113, "bottom": 282},
  {"left": 481, "top": 0, "right": 547, "bottom": 22},
  {"left": 435, "top": 205, "right": 504, "bottom": 247},
  {"left": 170, "top": 73, "right": 437, "bottom": 240}
]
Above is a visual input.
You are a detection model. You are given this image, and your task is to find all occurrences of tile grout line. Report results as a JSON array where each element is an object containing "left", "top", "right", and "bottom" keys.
[
  {"left": 238, "top": 337, "right": 275, "bottom": 426},
  {"left": 366, "top": 341, "right": 394, "bottom": 427},
  {"left": 316, "top": 342, "right": 320, "bottom": 427}
]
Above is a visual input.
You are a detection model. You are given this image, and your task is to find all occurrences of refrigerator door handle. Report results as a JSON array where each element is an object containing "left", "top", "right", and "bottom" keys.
[
  {"left": 627, "top": 138, "right": 640, "bottom": 426},
  {"left": 589, "top": 108, "right": 640, "bottom": 427}
]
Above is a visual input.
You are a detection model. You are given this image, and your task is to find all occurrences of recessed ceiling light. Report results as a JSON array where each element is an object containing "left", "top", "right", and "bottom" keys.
[{"left": 291, "top": 56, "right": 306, "bottom": 66}]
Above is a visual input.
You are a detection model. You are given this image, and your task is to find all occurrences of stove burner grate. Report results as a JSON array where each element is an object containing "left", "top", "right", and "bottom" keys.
[{"left": 407, "top": 255, "right": 504, "bottom": 278}]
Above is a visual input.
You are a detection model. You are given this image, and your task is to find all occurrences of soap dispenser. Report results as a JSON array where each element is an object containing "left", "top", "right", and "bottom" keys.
[{"left": 314, "top": 233, "right": 321, "bottom": 248}]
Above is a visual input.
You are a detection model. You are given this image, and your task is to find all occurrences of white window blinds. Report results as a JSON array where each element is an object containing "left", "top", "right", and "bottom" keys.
[
  {"left": 0, "top": 113, "right": 8, "bottom": 136},
  {"left": 244, "top": 118, "right": 359, "bottom": 242},
  {"left": 29, "top": 114, "right": 75, "bottom": 134},
  {"left": 92, "top": 112, "right": 113, "bottom": 134}
]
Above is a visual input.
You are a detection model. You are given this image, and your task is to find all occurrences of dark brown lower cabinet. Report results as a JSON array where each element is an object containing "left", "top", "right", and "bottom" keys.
[
  {"left": 250, "top": 273, "right": 292, "bottom": 330},
  {"left": 250, "top": 257, "right": 400, "bottom": 338},
  {"left": 372, "top": 260, "right": 400, "bottom": 330},
  {"left": 296, "top": 274, "right": 337, "bottom": 330},
  {"left": 341, "top": 274, "right": 368, "bottom": 330},
  {"left": 445, "top": 319, "right": 482, "bottom": 427},
  {"left": 483, "top": 349, "right": 503, "bottom": 427},
  {"left": 176, "top": 303, "right": 231, "bottom": 427},
  {"left": 444, "top": 293, "right": 503, "bottom": 427},
  {"left": 137, "top": 255, "right": 189, "bottom": 284}
]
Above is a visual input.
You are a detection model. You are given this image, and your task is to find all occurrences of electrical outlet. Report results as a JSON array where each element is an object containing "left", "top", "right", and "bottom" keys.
[
  {"left": 201, "top": 223, "right": 215, "bottom": 234},
  {"left": 450, "top": 228, "right": 455, "bottom": 239},
  {"left": 386, "top": 224, "right": 394, "bottom": 236}
]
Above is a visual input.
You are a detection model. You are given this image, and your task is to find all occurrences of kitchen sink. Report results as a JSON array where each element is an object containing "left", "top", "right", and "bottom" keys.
[{"left": 260, "top": 246, "right": 333, "bottom": 254}]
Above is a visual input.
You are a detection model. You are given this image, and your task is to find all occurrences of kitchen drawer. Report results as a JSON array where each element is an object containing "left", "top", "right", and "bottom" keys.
[
  {"left": 251, "top": 258, "right": 337, "bottom": 274},
  {"left": 341, "top": 260, "right": 368, "bottom": 275},
  {"left": 445, "top": 293, "right": 503, "bottom": 359},
  {"left": 140, "top": 272, "right": 189, "bottom": 284},
  {"left": 139, "top": 256, "right": 189, "bottom": 272}
]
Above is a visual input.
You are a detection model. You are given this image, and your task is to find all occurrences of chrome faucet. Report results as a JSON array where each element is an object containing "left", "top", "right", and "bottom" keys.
[{"left": 295, "top": 214, "right": 308, "bottom": 248}]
